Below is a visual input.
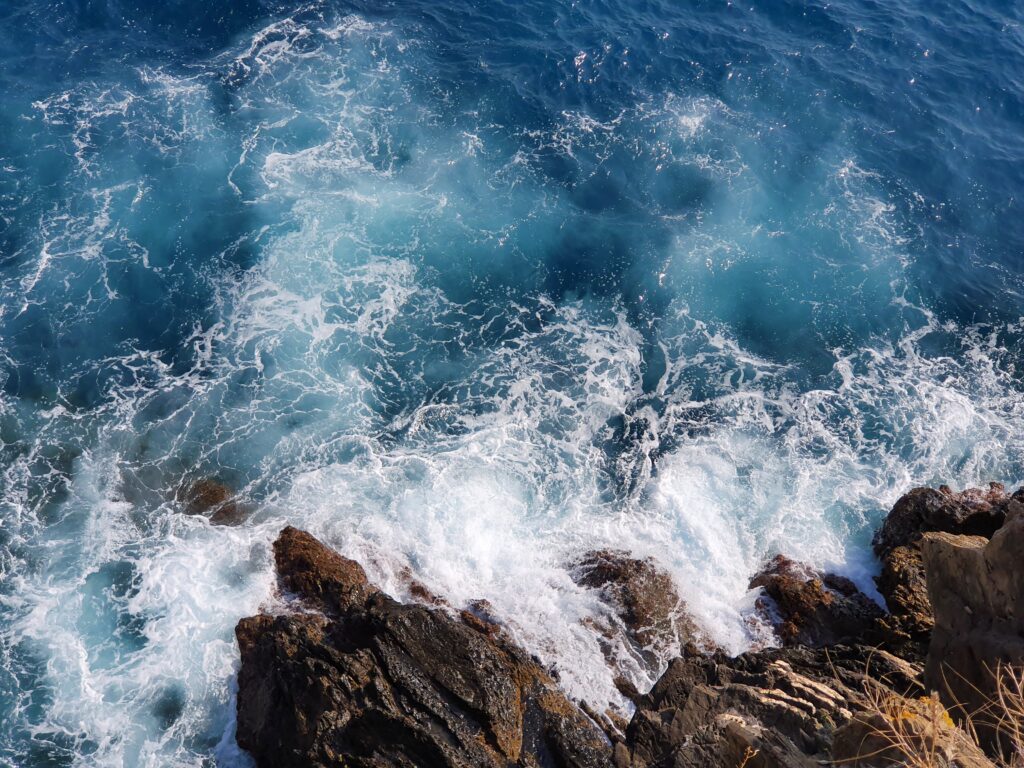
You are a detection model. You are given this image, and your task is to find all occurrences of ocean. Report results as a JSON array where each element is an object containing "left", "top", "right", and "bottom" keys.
[{"left": 1, "top": 0, "right": 1023, "bottom": 764}]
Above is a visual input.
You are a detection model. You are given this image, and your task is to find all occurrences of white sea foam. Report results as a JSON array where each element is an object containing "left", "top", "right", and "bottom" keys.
[{"left": 3, "top": 7, "right": 1024, "bottom": 768}]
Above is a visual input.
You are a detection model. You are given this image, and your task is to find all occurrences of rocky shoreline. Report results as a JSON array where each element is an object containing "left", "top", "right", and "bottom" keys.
[{"left": 233, "top": 484, "right": 1024, "bottom": 767}]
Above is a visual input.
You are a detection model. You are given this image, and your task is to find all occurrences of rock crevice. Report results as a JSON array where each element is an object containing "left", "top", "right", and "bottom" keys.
[{"left": 235, "top": 485, "right": 1024, "bottom": 767}]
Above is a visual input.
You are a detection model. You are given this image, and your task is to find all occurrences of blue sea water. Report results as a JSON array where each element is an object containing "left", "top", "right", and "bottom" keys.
[{"left": 1, "top": 0, "right": 1023, "bottom": 764}]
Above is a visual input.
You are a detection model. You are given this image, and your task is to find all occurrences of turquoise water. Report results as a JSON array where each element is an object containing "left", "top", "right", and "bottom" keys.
[{"left": 2, "top": 1, "right": 1024, "bottom": 764}]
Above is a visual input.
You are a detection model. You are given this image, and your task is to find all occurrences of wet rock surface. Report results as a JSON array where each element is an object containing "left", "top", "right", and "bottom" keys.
[
  {"left": 235, "top": 484, "right": 1023, "bottom": 768},
  {"left": 749, "top": 554, "right": 884, "bottom": 647},
  {"left": 873, "top": 484, "right": 1015, "bottom": 557},
  {"left": 570, "top": 550, "right": 699, "bottom": 676},
  {"left": 180, "top": 477, "right": 249, "bottom": 525},
  {"left": 236, "top": 527, "right": 612, "bottom": 768}
]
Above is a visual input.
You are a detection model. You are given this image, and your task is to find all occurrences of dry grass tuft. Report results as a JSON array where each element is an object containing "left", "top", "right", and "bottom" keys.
[
  {"left": 841, "top": 659, "right": 1024, "bottom": 767},
  {"left": 737, "top": 746, "right": 759, "bottom": 768},
  {"left": 857, "top": 684, "right": 956, "bottom": 767},
  {"left": 995, "top": 664, "right": 1024, "bottom": 766},
  {"left": 980, "top": 663, "right": 1024, "bottom": 768}
]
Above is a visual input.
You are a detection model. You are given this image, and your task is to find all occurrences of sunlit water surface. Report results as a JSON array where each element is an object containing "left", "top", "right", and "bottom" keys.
[{"left": 1, "top": 0, "right": 1024, "bottom": 764}]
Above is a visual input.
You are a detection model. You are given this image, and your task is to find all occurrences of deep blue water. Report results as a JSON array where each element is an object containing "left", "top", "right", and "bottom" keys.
[{"left": 1, "top": 0, "right": 1023, "bottom": 764}]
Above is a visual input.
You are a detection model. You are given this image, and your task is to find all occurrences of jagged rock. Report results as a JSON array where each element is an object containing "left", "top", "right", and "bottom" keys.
[
  {"left": 459, "top": 599, "right": 503, "bottom": 639},
  {"left": 397, "top": 565, "right": 449, "bottom": 607},
  {"left": 874, "top": 543, "right": 933, "bottom": 649},
  {"left": 831, "top": 692, "right": 995, "bottom": 768},
  {"left": 749, "top": 555, "right": 884, "bottom": 647},
  {"left": 615, "top": 634, "right": 991, "bottom": 768},
  {"left": 570, "top": 550, "right": 697, "bottom": 671},
  {"left": 617, "top": 643, "right": 924, "bottom": 768},
  {"left": 273, "top": 526, "right": 376, "bottom": 614},
  {"left": 872, "top": 484, "right": 1019, "bottom": 652},
  {"left": 236, "top": 527, "right": 613, "bottom": 768},
  {"left": 873, "top": 484, "right": 1012, "bottom": 558},
  {"left": 232, "top": 485, "right": 1024, "bottom": 768},
  {"left": 180, "top": 478, "right": 248, "bottom": 525},
  {"left": 922, "top": 501, "right": 1024, "bottom": 758}
]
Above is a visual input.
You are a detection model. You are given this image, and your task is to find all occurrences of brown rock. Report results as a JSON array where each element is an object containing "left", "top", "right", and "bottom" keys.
[
  {"left": 832, "top": 692, "right": 994, "bottom": 767},
  {"left": 236, "top": 527, "right": 613, "bottom": 768},
  {"left": 620, "top": 643, "right": 923, "bottom": 768},
  {"left": 272, "top": 525, "right": 378, "bottom": 614},
  {"left": 749, "top": 555, "right": 884, "bottom": 647},
  {"left": 397, "top": 565, "right": 449, "bottom": 607},
  {"left": 459, "top": 599, "right": 503, "bottom": 638},
  {"left": 874, "top": 544, "right": 934, "bottom": 647},
  {"left": 232, "top": 484, "right": 1024, "bottom": 768},
  {"left": 873, "top": 484, "right": 1011, "bottom": 559},
  {"left": 570, "top": 550, "right": 696, "bottom": 671},
  {"left": 180, "top": 478, "right": 249, "bottom": 525},
  {"left": 922, "top": 502, "right": 1024, "bottom": 758},
  {"left": 872, "top": 484, "right": 1020, "bottom": 655}
]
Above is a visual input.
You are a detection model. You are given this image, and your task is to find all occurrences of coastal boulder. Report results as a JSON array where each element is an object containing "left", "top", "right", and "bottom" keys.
[
  {"left": 922, "top": 502, "right": 1024, "bottom": 757},
  {"left": 872, "top": 483, "right": 1018, "bottom": 650},
  {"left": 235, "top": 527, "right": 613, "bottom": 768},
  {"left": 749, "top": 555, "right": 883, "bottom": 647},
  {"left": 570, "top": 550, "right": 698, "bottom": 684},
  {"left": 180, "top": 478, "right": 249, "bottom": 525},
  {"left": 618, "top": 643, "right": 927, "bottom": 768}
]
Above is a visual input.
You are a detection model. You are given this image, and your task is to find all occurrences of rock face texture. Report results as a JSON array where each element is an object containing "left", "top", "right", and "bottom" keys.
[
  {"left": 830, "top": 690, "right": 994, "bottom": 768},
  {"left": 922, "top": 500, "right": 1024, "bottom": 755},
  {"left": 180, "top": 478, "right": 248, "bottom": 525},
  {"left": 749, "top": 554, "right": 884, "bottom": 647},
  {"left": 872, "top": 483, "right": 1018, "bottom": 652},
  {"left": 569, "top": 550, "right": 698, "bottom": 685},
  {"left": 620, "top": 644, "right": 851, "bottom": 768},
  {"left": 235, "top": 527, "right": 612, "bottom": 768},
  {"left": 620, "top": 644, "right": 989, "bottom": 768},
  {"left": 235, "top": 485, "right": 1023, "bottom": 768}
]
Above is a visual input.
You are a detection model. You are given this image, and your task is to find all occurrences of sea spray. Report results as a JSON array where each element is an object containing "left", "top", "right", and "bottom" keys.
[{"left": 2, "top": 1, "right": 1024, "bottom": 765}]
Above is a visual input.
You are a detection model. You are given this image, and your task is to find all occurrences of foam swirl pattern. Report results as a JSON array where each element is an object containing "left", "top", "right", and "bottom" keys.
[{"left": 1, "top": 1, "right": 1023, "bottom": 765}]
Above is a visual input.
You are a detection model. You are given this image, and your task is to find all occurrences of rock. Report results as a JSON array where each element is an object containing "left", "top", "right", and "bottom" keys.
[
  {"left": 614, "top": 635, "right": 992, "bottom": 768},
  {"left": 831, "top": 691, "right": 994, "bottom": 768},
  {"left": 570, "top": 550, "right": 697, "bottom": 670},
  {"left": 180, "top": 478, "right": 248, "bottom": 525},
  {"left": 749, "top": 555, "right": 884, "bottom": 647},
  {"left": 872, "top": 484, "right": 1020, "bottom": 653},
  {"left": 922, "top": 501, "right": 1024, "bottom": 758},
  {"left": 397, "top": 565, "right": 449, "bottom": 607},
  {"left": 232, "top": 485, "right": 1024, "bottom": 768},
  {"left": 874, "top": 543, "right": 934, "bottom": 649},
  {"left": 272, "top": 525, "right": 377, "bottom": 614},
  {"left": 236, "top": 528, "right": 613, "bottom": 768},
  {"left": 619, "top": 643, "right": 924, "bottom": 768},
  {"left": 873, "top": 484, "right": 1011, "bottom": 558},
  {"left": 459, "top": 599, "right": 503, "bottom": 639}
]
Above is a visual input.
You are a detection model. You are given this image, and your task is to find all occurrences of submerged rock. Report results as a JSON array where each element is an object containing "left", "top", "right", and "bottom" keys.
[
  {"left": 749, "top": 555, "right": 884, "bottom": 647},
  {"left": 180, "top": 478, "right": 248, "bottom": 525},
  {"left": 236, "top": 527, "right": 612, "bottom": 768}
]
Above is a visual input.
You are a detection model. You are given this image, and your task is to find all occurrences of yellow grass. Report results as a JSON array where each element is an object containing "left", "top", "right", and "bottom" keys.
[{"left": 846, "top": 660, "right": 1024, "bottom": 767}]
